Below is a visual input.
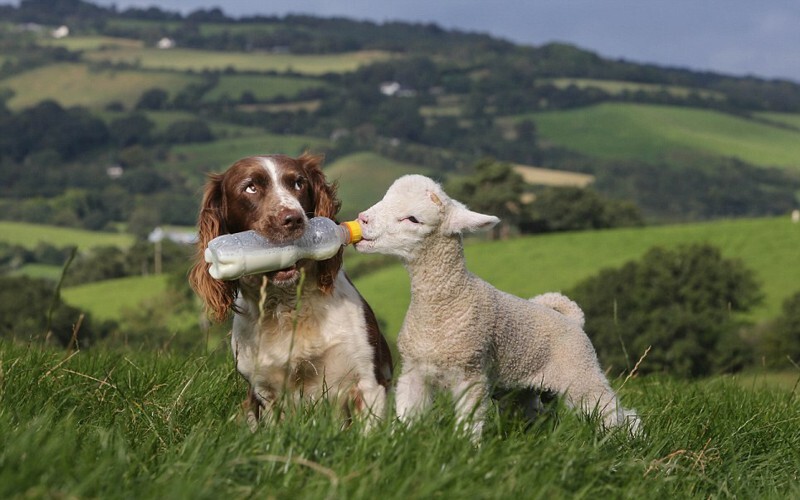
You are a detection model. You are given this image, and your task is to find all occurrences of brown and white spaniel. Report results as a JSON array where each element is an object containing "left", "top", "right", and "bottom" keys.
[{"left": 189, "top": 153, "right": 392, "bottom": 429}]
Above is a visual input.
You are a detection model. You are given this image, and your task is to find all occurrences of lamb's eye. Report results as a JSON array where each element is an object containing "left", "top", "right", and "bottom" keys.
[
  {"left": 245, "top": 183, "right": 257, "bottom": 194},
  {"left": 403, "top": 216, "right": 421, "bottom": 224}
]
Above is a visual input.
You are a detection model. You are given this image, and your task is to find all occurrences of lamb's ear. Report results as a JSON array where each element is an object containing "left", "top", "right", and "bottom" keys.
[{"left": 442, "top": 201, "right": 500, "bottom": 235}]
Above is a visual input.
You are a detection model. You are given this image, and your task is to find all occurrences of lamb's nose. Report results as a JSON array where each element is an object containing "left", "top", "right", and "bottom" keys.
[{"left": 358, "top": 213, "right": 369, "bottom": 225}]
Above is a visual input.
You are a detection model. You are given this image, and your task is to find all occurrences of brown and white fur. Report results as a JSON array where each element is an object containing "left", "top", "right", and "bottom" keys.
[{"left": 189, "top": 153, "right": 392, "bottom": 429}]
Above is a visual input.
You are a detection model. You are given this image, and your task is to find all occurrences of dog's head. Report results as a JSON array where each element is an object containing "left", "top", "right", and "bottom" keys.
[
  {"left": 354, "top": 175, "right": 499, "bottom": 262},
  {"left": 189, "top": 153, "right": 341, "bottom": 322}
]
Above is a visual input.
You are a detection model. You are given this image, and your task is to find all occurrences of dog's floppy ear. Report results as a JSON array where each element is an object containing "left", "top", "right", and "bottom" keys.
[
  {"left": 189, "top": 173, "right": 238, "bottom": 322},
  {"left": 441, "top": 199, "right": 500, "bottom": 236},
  {"left": 299, "top": 152, "right": 343, "bottom": 294}
]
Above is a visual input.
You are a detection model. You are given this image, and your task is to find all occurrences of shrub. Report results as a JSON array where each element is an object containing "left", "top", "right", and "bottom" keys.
[{"left": 569, "top": 243, "right": 762, "bottom": 378}]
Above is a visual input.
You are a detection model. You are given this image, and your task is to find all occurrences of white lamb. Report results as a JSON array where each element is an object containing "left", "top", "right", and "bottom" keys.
[{"left": 354, "top": 175, "right": 640, "bottom": 439}]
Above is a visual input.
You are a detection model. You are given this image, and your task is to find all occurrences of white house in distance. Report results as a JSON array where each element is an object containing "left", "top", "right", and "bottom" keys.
[
  {"left": 51, "top": 25, "right": 69, "bottom": 38},
  {"left": 157, "top": 37, "right": 175, "bottom": 49}
]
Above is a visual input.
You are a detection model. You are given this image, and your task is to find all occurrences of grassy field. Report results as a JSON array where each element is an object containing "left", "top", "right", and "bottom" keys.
[
  {"left": 324, "top": 152, "right": 435, "bottom": 219},
  {"left": 512, "top": 164, "right": 595, "bottom": 187},
  {"left": 755, "top": 111, "right": 800, "bottom": 129},
  {"left": 203, "top": 74, "right": 328, "bottom": 102},
  {"left": 82, "top": 47, "right": 395, "bottom": 75},
  {"left": 1, "top": 63, "right": 201, "bottom": 111},
  {"left": 0, "top": 221, "right": 134, "bottom": 250},
  {"left": 1, "top": 342, "right": 798, "bottom": 498},
  {"left": 541, "top": 77, "right": 726, "bottom": 100},
  {"left": 352, "top": 216, "right": 800, "bottom": 341},
  {"left": 61, "top": 275, "right": 169, "bottom": 322},
  {"left": 525, "top": 103, "right": 800, "bottom": 170}
]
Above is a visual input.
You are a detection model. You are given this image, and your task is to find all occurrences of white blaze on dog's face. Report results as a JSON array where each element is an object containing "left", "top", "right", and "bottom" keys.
[{"left": 355, "top": 175, "right": 500, "bottom": 261}]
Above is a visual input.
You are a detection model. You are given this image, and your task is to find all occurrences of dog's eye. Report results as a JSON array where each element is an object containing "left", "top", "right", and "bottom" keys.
[
  {"left": 292, "top": 178, "right": 305, "bottom": 191},
  {"left": 245, "top": 183, "right": 257, "bottom": 194},
  {"left": 403, "top": 216, "right": 421, "bottom": 224}
]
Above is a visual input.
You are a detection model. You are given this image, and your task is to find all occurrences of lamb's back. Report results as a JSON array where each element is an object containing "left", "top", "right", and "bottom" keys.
[{"left": 488, "top": 286, "right": 590, "bottom": 385}]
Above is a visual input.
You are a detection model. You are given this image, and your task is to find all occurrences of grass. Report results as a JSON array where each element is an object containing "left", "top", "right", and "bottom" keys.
[
  {"left": 203, "top": 74, "right": 328, "bottom": 102},
  {"left": 1, "top": 63, "right": 202, "bottom": 111},
  {"left": 82, "top": 47, "right": 396, "bottom": 75},
  {"left": 324, "top": 152, "right": 435, "bottom": 219},
  {"left": 61, "top": 275, "right": 169, "bottom": 322},
  {"left": 353, "top": 217, "right": 800, "bottom": 341},
  {"left": 0, "top": 221, "right": 134, "bottom": 250},
  {"left": 525, "top": 103, "right": 800, "bottom": 170},
  {"left": 1, "top": 341, "right": 798, "bottom": 498},
  {"left": 541, "top": 77, "right": 725, "bottom": 100}
]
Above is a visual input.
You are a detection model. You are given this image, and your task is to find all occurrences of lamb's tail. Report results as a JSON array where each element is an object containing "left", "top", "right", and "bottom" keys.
[{"left": 530, "top": 292, "right": 585, "bottom": 328}]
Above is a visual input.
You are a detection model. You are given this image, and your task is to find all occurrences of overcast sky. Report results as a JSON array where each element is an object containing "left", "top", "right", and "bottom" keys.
[{"left": 7, "top": 0, "right": 800, "bottom": 82}]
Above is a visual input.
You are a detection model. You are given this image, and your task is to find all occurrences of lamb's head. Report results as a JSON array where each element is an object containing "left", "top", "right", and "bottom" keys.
[{"left": 355, "top": 175, "right": 499, "bottom": 261}]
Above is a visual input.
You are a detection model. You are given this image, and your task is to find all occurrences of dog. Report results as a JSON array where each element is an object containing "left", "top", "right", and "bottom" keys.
[{"left": 189, "top": 152, "right": 392, "bottom": 429}]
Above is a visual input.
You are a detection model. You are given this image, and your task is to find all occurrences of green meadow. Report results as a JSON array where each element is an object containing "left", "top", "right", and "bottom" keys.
[
  {"left": 61, "top": 275, "right": 169, "bottom": 322},
  {"left": 83, "top": 47, "right": 395, "bottom": 75},
  {"left": 352, "top": 216, "right": 800, "bottom": 342},
  {"left": 0, "top": 221, "right": 133, "bottom": 250},
  {"left": 203, "top": 74, "right": 328, "bottom": 102},
  {"left": 542, "top": 77, "right": 726, "bottom": 100},
  {"left": 527, "top": 103, "right": 800, "bottom": 169},
  {"left": 324, "top": 152, "right": 436, "bottom": 219},
  {"left": 2, "top": 63, "right": 201, "bottom": 111},
  {"left": 1, "top": 343, "right": 798, "bottom": 499}
]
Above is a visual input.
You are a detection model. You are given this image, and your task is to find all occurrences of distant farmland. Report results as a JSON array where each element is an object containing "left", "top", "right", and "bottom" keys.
[{"left": 527, "top": 103, "right": 800, "bottom": 169}]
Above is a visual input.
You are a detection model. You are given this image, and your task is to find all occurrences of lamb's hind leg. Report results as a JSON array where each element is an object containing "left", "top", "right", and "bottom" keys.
[{"left": 539, "top": 365, "right": 640, "bottom": 434}]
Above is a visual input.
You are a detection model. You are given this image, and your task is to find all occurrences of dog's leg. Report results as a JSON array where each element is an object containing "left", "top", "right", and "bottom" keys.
[
  {"left": 452, "top": 375, "right": 489, "bottom": 442},
  {"left": 395, "top": 364, "right": 431, "bottom": 423},
  {"left": 242, "top": 385, "right": 261, "bottom": 432}
]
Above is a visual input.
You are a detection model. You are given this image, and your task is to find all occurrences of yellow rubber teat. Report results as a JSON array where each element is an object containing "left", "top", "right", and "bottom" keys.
[{"left": 341, "top": 220, "right": 362, "bottom": 244}]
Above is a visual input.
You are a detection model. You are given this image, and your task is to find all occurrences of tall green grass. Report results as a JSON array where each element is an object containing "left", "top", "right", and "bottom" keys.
[{"left": 1, "top": 342, "right": 798, "bottom": 498}]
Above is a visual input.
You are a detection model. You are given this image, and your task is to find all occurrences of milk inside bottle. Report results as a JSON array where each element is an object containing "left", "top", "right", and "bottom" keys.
[{"left": 204, "top": 217, "right": 362, "bottom": 280}]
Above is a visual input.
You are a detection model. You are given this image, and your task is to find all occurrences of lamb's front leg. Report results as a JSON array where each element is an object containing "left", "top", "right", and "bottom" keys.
[
  {"left": 395, "top": 363, "right": 432, "bottom": 423},
  {"left": 452, "top": 375, "right": 489, "bottom": 441}
]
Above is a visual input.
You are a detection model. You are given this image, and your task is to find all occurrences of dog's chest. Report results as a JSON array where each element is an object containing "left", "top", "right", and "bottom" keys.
[{"left": 233, "top": 306, "right": 330, "bottom": 394}]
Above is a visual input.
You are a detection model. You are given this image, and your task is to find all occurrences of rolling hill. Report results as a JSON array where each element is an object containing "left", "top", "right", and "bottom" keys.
[{"left": 521, "top": 103, "right": 800, "bottom": 170}]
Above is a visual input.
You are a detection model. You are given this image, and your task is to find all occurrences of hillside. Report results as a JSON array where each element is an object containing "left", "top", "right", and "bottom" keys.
[{"left": 2, "top": 1, "right": 800, "bottom": 233}]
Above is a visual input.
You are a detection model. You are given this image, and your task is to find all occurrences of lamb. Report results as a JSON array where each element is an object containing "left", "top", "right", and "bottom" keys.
[{"left": 354, "top": 175, "right": 640, "bottom": 439}]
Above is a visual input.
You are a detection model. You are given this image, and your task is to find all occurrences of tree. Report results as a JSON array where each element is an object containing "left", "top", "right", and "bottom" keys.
[
  {"left": 759, "top": 291, "right": 800, "bottom": 368},
  {"left": 445, "top": 159, "right": 525, "bottom": 239},
  {"left": 0, "top": 275, "right": 106, "bottom": 347},
  {"left": 521, "top": 186, "right": 643, "bottom": 233},
  {"left": 161, "top": 119, "right": 214, "bottom": 144},
  {"left": 135, "top": 88, "right": 169, "bottom": 110},
  {"left": 569, "top": 244, "right": 762, "bottom": 378},
  {"left": 109, "top": 113, "right": 155, "bottom": 148}
]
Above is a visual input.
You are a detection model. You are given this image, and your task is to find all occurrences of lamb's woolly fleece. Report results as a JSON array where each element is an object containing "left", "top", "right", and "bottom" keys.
[{"left": 356, "top": 174, "right": 639, "bottom": 439}]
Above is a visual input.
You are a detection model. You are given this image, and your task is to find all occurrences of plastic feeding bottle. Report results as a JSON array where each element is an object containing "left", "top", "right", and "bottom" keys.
[{"left": 204, "top": 217, "right": 362, "bottom": 280}]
